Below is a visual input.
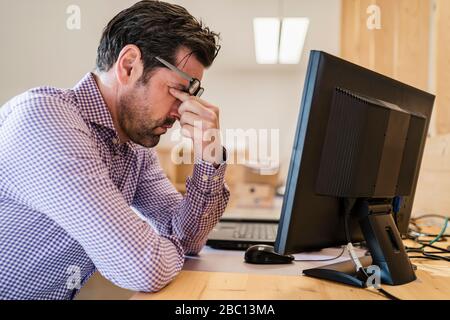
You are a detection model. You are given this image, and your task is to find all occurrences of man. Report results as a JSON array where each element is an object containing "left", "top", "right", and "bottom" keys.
[{"left": 0, "top": 0, "right": 229, "bottom": 299}]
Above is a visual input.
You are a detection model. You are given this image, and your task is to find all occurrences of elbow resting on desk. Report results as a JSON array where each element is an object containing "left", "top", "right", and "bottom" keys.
[{"left": 98, "top": 240, "right": 185, "bottom": 293}]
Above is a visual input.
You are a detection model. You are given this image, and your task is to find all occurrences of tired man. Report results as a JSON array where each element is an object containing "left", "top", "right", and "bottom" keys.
[{"left": 0, "top": 0, "right": 229, "bottom": 299}]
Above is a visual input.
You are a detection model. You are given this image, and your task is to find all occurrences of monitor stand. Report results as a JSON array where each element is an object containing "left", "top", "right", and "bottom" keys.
[{"left": 303, "top": 199, "right": 417, "bottom": 287}]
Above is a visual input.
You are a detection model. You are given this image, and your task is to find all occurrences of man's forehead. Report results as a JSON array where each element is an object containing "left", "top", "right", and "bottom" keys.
[
  {"left": 176, "top": 51, "right": 194, "bottom": 69},
  {"left": 174, "top": 49, "right": 204, "bottom": 80}
]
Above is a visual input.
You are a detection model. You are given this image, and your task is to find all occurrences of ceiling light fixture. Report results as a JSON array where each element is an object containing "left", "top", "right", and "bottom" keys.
[
  {"left": 279, "top": 17, "right": 310, "bottom": 64},
  {"left": 253, "top": 17, "right": 281, "bottom": 64},
  {"left": 253, "top": 17, "right": 309, "bottom": 65}
]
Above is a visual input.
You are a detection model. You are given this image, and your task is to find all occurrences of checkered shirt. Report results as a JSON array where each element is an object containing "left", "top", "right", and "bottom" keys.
[{"left": 0, "top": 73, "right": 230, "bottom": 300}]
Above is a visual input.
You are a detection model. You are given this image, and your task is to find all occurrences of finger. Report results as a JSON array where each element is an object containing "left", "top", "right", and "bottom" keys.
[
  {"left": 169, "top": 88, "right": 191, "bottom": 102},
  {"left": 179, "top": 99, "right": 216, "bottom": 121},
  {"left": 180, "top": 124, "right": 194, "bottom": 138},
  {"left": 180, "top": 112, "right": 217, "bottom": 132},
  {"left": 170, "top": 87, "right": 219, "bottom": 113},
  {"left": 178, "top": 98, "right": 202, "bottom": 115},
  {"left": 195, "top": 97, "right": 219, "bottom": 113},
  {"left": 184, "top": 95, "right": 219, "bottom": 114},
  {"left": 181, "top": 124, "right": 203, "bottom": 144},
  {"left": 180, "top": 111, "right": 204, "bottom": 128}
]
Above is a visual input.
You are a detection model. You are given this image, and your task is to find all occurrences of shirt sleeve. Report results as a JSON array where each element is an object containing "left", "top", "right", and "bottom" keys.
[
  {"left": 0, "top": 95, "right": 184, "bottom": 292},
  {"left": 132, "top": 148, "right": 230, "bottom": 255}
]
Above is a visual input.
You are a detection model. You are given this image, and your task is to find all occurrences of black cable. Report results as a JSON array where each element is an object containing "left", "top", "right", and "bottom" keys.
[
  {"left": 364, "top": 288, "right": 396, "bottom": 300},
  {"left": 419, "top": 234, "right": 449, "bottom": 239},
  {"left": 408, "top": 249, "right": 450, "bottom": 255},
  {"left": 295, "top": 246, "right": 346, "bottom": 262},
  {"left": 408, "top": 255, "right": 449, "bottom": 261},
  {"left": 409, "top": 221, "right": 421, "bottom": 231},
  {"left": 355, "top": 266, "right": 401, "bottom": 300},
  {"left": 407, "top": 238, "right": 450, "bottom": 262},
  {"left": 410, "top": 242, "right": 450, "bottom": 253},
  {"left": 407, "top": 249, "right": 449, "bottom": 254},
  {"left": 405, "top": 225, "right": 450, "bottom": 262},
  {"left": 412, "top": 214, "right": 448, "bottom": 220},
  {"left": 343, "top": 198, "right": 355, "bottom": 243},
  {"left": 342, "top": 199, "right": 401, "bottom": 301},
  {"left": 407, "top": 249, "right": 450, "bottom": 261},
  {"left": 409, "top": 215, "right": 449, "bottom": 239},
  {"left": 408, "top": 214, "right": 450, "bottom": 240},
  {"left": 421, "top": 252, "right": 450, "bottom": 262},
  {"left": 377, "top": 288, "right": 400, "bottom": 300},
  {"left": 408, "top": 229, "right": 450, "bottom": 238}
]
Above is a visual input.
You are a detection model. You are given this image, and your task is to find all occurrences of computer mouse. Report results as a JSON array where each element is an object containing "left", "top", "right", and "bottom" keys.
[{"left": 244, "top": 245, "right": 295, "bottom": 264}]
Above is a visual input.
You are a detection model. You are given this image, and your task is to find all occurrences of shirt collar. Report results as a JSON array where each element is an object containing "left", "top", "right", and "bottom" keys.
[
  {"left": 73, "top": 72, "right": 116, "bottom": 131},
  {"left": 72, "top": 72, "right": 140, "bottom": 151}
]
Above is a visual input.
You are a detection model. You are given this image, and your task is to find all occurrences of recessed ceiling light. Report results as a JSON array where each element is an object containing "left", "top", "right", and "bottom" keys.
[
  {"left": 253, "top": 17, "right": 310, "bottom": 64},
  {"left": 279, "top": 17, "right": 310, "bottom": 64},
  {"left": 253, "top": 18, "right": 280, "bottom": 64}
]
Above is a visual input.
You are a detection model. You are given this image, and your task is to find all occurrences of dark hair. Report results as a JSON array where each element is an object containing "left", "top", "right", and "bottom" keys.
[{"left": 96, "top": 0, "right": 220, "bottom": 80}]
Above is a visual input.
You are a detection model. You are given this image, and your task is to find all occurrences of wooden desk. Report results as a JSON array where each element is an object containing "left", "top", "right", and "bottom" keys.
[
  {"left": 142, "top": 135, "right": 450, "bottom": 299},
  {"left": 132, "top": 234, "right": 450, "bottom": 300},
  {"left": 132, "top": 268, "right": 449, "bottom": 300}
]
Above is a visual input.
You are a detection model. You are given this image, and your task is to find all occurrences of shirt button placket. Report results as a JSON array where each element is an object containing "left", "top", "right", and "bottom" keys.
[{"left": 112, "top": 137, "right": 121, "bottom": 161}]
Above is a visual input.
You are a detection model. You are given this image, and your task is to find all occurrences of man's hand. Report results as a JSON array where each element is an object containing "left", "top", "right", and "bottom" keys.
[{"left": 169, "top": 88, "right": 223, "bottom": 166}]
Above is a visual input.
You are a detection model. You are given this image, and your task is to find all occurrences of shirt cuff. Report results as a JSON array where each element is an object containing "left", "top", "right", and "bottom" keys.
[{"left": 191, "top": 159, "right": 227, "bottom": 195}]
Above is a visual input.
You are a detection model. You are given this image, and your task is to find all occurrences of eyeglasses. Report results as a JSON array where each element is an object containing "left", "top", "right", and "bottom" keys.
[{"left": 155, "top": 56, "right": 204, "bottom": 97}]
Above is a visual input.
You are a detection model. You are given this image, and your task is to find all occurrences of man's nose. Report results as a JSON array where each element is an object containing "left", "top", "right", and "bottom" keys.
[{"left": 169, "top": 102, "right": 181, "bottom": 121}]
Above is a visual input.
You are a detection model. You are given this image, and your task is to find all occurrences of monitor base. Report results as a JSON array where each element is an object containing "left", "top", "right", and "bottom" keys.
[
  {"left": 303, "top": 199, "right": 417, "bottom": 287},
  {"left": 303, "top": 256, "right": 372, "bottom": 288}
]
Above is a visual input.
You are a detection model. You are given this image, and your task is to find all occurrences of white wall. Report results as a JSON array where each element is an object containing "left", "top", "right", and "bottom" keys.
[
  {"left": 0, "top": 0, "right": 130, "bottom": 97},
  {"left": 172, "top": 70, "right": 307, "bottom": 180},
  {"left": 0, "top": 0, "right": 341, "bottom": 182}
]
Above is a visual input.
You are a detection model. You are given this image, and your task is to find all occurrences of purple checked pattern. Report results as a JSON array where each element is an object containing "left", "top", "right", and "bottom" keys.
[{"left": 0, "top": 73, "right": 229, "bottom": 299}]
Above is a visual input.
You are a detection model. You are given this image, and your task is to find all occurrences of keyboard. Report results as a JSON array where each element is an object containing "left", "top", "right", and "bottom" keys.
[
  {"left": 206, "top": 220, "right": 279, "bottom": 250},
  {"left": 232, "top": 222, "right": 278, "bottom": 240}
]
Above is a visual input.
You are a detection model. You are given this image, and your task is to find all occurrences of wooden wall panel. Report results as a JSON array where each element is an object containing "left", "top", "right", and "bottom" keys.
[
  {"left": 435, "top": 0, "right": 450, "bottom": 134},
  {"left": 341, "top": 0, "right": 430, "bottom": 92},
  {"left": 395, "top": 0, "right": 430, "bottom": 91},
  {"left": 341, "top": 0, "right": 358, "bottom": 63},
  {"left": 373, "top": 0, "right": 396, "bottom": 77},
  {"left": 341, "top": 0, "right": 375, "bottom": 69},
  {"left": 341, "top": 0, "right": 450, "bottom": 217},
  {"left": 413, "top": 134, "right": 450, "bottom": 216}
]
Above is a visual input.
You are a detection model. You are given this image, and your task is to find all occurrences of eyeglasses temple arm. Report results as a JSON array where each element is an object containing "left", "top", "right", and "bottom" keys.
[{"left": 155, "top": 57, "right": 193, "bottom": 82}]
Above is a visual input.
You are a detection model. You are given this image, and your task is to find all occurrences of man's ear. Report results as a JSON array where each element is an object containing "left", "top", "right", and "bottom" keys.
[{"left": 115, "top": 44, "right": 143, "bottom": 86}]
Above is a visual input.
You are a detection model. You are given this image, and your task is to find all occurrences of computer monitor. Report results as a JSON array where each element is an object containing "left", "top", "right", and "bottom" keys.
[{"left": 274, "top": 51, "right": 434, "bottom": 286}]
